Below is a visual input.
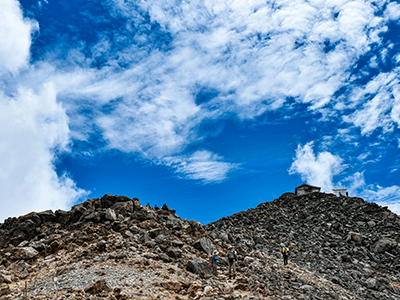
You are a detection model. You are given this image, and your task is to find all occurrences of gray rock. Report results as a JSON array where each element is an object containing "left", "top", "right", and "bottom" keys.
[
  {"left": 105, "top": 208, "right": 117, "bottom": 221},
  {"left": 84, "top": 212, "right": 101, "bottom": 222},
  {"left": 16, "top": 246, "right": 38, "bottom": 259},
  {"left": 158, "top": 253, "right": 172, "bottom": 262},
  {"left": 155, "top": 234, "right": 170, "bottom": 244},
  {"left": 167, "top": 247, "right": 182, "bottom": 258},
  {"left": 300, "top": 285, "right": 314, "bottom": 292},
  {"left": 193, "top": 237, "right": 213, "bottom": 255},
  {"left": 186, "top": 257, "right": 212, "bottom": 276},
  {"left": 37, "top": 210, "right": 56, "bottom": 222},
  {"left": 365, "top": 278, "right": 377, "bottom": 289},
  {"left": 375, "top": 239, "right": 397, "bottom": 253},
  {"left": 0, "top": 274, "right": 12, "bottom": 284},
  {"left": 346, "top": 232, "right": 362, "bottom": 244}
]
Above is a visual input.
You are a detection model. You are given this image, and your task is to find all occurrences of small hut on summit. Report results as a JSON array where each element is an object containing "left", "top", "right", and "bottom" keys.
[{"left": 295, "top": 184, "right": 321, "bottom": 196}]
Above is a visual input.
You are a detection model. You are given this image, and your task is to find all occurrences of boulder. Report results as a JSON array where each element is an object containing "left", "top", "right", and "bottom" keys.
[
  {"left": 101, "top": 194, "right": 132, "bottom": 208},
  {"left": 186, "top": 258, "right": 212, "bottom": 276},
  {"left": 140, "top": 219, "right": 157, "bottom": 229},
  {"left": 167, "top": 247, "right": 182, "bottom": 258},
  {"left": 345, "top": 232, "right": 362, "bottom": 244},
  {"left": 300, "top": 285, "right": 315, "bottom": 292},
  {"left": 29, "top": 241, "right": 45, "bottom": 252},
  {"left": 16, "top": 246, "right": 39, "bottom": 259},
  {"left": 158, "top": 253, "right": 172, "bottom": 262},
  {"left": 155, "top": 234, "right": 170, "bottom": 244},
  {"left": 111, "top": 201, "right": 134, "bottom": 216},
  {"left": 138, "top": 231, "right": 150, "bottom": 244},
  {"left": 105, "top": 208, "right": 117, "bottom": 221},
  {"left": 161, "top": 281, "right": 182, "bottom": 292},
  {"left": 365, "top": 278, "right": 377, "bottom": 289},
  {"left": 84, "top": 212, "right": 101, "bottom": 222},
  {"left": 0, "top": 274, "right": 12, "bottom": 285},
  {"left": 219, "top": 232, "right": 230, "bottom": 243},
  {"left": 85, "top": 279, "right": 112, "bottom": 294},
  {"left": 55, "top": 210, "right": 73, "bottom": 224},
  {"left": 374, "top": 238, "right": 397, "bottom": 253},
  {"left": 149, "top": 228, "right": 163, "bottom": 238},
  {"left": 37, "top": 210, "right": 56, "bottom": 222},
  {"left": 193, "top": 237, "right": 213, "bottom": 255},
  {"left": 22, "top": 212, "right": 41, "bottom": 225},
  {"left": 243, "top": 256, "right": 255, "bottom": 264}
]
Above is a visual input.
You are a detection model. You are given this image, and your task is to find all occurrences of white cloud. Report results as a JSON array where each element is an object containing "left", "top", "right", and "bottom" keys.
[
  {"left": 289, "top": 142, "right": 345, "bottom": 192},
  {"left": 0, "top": 0, "right": 36, "bottom": 73},
  {"left": 344, "top": 68, "right": 400, "bottom": 135},
  {"left": 163, "top": 150, "right": 239, "bottom": 184},
  {"left": 1, "top": 0, "right": 399, "bottom": 222},
  {"left": 104, "top": 0, "right": 388, "bottom": 120},
  {"left": 385, "top": 2, "right": 400, "bottom": 21},
  {"left": 0, "top": 84, "right": 87, "bottom": 222},
  {"left": 346, "top": 173, "right": 400, "bottom": 215},
  {"left": 357, "top": 152, "right": 370, "bottom": 161},
  {"left": 65, "top": 0, "right": 392, "bottom": 166}
]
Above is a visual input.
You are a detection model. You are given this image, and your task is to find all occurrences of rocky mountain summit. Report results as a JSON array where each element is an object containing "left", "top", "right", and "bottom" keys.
[{"left": 0, "top": 192, "right": 399, "bottom": 299}]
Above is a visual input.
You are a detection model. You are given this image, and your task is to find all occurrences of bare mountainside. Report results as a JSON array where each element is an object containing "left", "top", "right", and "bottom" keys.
[{"left": 0, "top": 192, "right": 399, "bottom": 299}]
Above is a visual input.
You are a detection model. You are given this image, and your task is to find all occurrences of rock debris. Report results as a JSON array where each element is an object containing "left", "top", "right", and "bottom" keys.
[{"left": 0, "top": 192, "right": 399, "bottom": 299}]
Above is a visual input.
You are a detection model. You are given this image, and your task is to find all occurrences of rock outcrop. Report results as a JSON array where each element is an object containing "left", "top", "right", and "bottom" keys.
[
  {"left": 0, "top": 191, "right": 399, "bottom": 299},
  {"left": 206, "top": 192, "right": 400, "bottom": 299}
]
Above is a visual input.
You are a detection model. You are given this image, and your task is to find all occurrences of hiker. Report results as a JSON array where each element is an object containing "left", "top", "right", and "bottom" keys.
[
  {"left": 210, "top": 250, "right": 219, "bottom": 276},
  {"left": 227, "top": 247, "right": 237, "bottom": 279},
  {"left": 282, "top": 244, "right": 289, "bottom": 266},
  {"left": 245, "top": 239, "right": 252, "bottom": 252}
]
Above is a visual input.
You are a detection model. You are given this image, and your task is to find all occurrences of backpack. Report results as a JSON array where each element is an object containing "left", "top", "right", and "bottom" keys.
[
  {"left": 282, "top": 247, "right": 288, "bottom": 254},
  {"left": 228, "top": 252, "right": 235, "bottom": 259},
  {"left": 211, "top": 255, "right": 219, "bottom": 265}
]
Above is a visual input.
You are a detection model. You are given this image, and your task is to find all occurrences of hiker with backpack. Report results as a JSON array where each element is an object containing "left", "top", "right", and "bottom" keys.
[
  {"left": 209, "top": 250, "right": 219, "bottom": 276},
  {"left": 245, "top": 239, "right": 252, "bottom": 252},
  {"left": 227, "top": 246, "right": 237, "bottom": 279},
  {"left": 282, "top": 243, "right": 289, "bottom": 265}
]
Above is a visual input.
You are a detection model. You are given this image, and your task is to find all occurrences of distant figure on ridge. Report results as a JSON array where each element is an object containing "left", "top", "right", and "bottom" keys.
[
  {"left": 282, "top": 243, "right": 290, "bottom": 266},
  {"left": 210, "top": 250, "right": 219, "bottom": 276}
]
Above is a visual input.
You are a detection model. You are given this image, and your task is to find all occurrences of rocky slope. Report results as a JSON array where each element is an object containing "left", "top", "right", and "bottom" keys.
[
  {"left": 206, "top": 192, "right": 400, "bottom": 299},
  {"left": 0, "top": 192, "right": 399, "bottom": 299}
]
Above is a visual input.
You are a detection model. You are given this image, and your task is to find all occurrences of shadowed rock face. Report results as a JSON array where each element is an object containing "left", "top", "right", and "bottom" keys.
[{"left": 0, "top": 192, "right": 399, "bottom": 300}]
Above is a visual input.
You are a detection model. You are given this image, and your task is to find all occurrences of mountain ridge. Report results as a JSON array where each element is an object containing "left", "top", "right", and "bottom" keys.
[{"left": 0, "top": 191, "right": 399, "bottom": 299}]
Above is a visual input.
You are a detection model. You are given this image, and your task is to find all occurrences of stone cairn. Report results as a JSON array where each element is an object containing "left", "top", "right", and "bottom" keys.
[{"left": 0, "top": 192, "right": 399, "bottom": 299}]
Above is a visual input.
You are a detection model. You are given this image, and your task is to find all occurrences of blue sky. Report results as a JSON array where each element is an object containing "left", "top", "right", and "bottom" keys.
[{"left": 1, "top": 0, "right": 400, "bottom": 223}]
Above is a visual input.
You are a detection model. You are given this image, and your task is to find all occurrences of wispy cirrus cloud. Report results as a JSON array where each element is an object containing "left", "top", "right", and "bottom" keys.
[
  {"left": 2, "top": 0, "right": 400, "bottom": 221},
  {"left": 61, "top": 0, "right": 396, "bottom": 179},
  {"left": 344, "top": 68, "right": 400, "bottom": 135},
  {"left": 163, "top": 150, "right": 239, "bottom": 184}
]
